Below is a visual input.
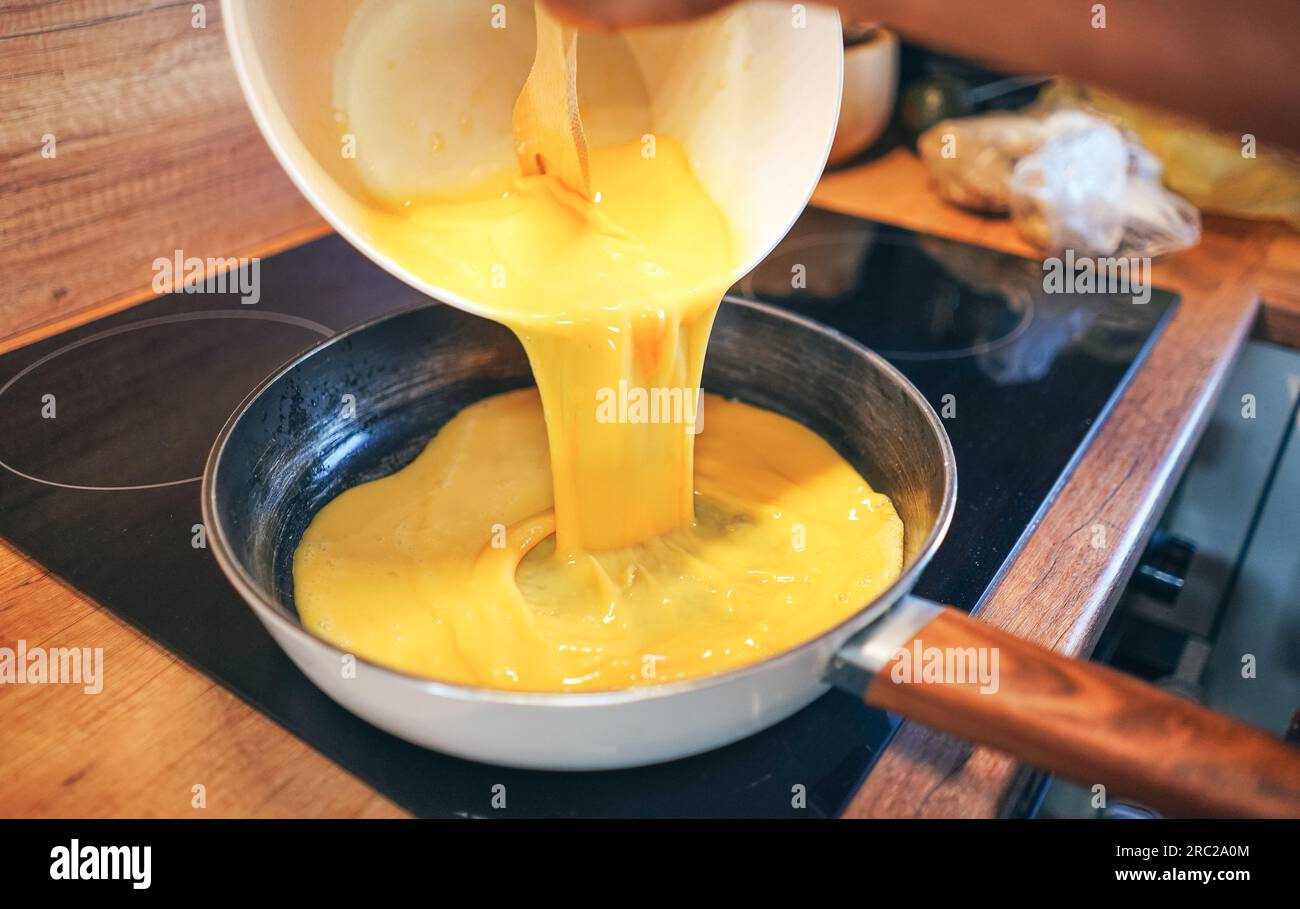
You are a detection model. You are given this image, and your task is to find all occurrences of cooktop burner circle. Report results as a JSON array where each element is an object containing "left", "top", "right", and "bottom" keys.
[
  {"left": 0, "top": 310, "right": 331, "bottom": 491},
  {"left": 737, "top": 230, "right": 1035, "bottom": 360}
]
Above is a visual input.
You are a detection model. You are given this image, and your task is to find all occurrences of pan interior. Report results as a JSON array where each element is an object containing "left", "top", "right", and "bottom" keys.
[{"left": 211, "top": 300, "right": 950, "bottom": 632}]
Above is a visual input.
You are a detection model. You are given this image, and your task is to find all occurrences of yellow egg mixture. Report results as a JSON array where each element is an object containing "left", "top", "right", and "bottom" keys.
[{"left": 294, "top": 31, "right": 904, "bottom": 693}]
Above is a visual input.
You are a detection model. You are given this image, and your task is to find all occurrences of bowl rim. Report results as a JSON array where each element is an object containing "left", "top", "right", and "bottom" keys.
[
  {"left": 219, "top": 0, "right": 845, "bottom": 325},
  {"left": 200, "top": 296, "right": 957, "bottom": 708}
]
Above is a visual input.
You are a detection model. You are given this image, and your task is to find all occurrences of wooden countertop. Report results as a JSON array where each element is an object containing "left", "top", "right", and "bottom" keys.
[{"left": 2, "top": 147, "right": 1298, "bottom": 818}]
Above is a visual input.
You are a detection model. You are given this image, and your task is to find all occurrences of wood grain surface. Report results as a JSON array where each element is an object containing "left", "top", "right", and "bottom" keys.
[
  {"left": 0, "top": 541, "right": 402, "bottom": 817},
  {"left": 0, "top": 0, "right": 328, "bottom": 351},
  {"left": 865, "top": 607, "right": 1300, "bottom": 818}
]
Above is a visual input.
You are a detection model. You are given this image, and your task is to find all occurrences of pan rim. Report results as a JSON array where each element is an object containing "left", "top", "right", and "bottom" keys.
[{"left": 200, "top": 295, "right": 957, "bottom": 708}]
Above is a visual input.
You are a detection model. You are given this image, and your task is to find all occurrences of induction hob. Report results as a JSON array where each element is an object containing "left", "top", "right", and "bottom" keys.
[{"left": 0, "top": 207, "right": 1176, "bottom": 817}]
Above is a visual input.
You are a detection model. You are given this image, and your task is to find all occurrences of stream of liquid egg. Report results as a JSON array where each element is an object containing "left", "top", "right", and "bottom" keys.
[{"left": 293, "top": 15, "right": 904, "bottom": 692}]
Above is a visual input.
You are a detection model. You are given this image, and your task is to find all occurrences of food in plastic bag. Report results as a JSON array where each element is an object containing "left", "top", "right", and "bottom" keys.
[
  {"left": 919, "top": 109, "right": 1201, "bottom": 257},
  {"left": 918, "top": 112, "right": 1049, "bottom": 213},
  {"left": 1010, "top": 116, "right": 1129, "bottom": 254},
  {"left": 1041, "top": 80, "right": 1300, "bottom": 229}
]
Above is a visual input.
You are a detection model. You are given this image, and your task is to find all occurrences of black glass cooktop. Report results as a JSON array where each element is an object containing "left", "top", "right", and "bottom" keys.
[{"left": 0, "top": 207, "right": 1175, "bottom": 817}]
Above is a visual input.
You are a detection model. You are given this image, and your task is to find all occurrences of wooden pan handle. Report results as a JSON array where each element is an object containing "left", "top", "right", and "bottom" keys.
[{"left": 859, "top": 605, "right": 1300, "bottom": 817}]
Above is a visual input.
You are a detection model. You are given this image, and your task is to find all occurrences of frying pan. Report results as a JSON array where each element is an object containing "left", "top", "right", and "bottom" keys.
[{"left": 203, "top": 297, "right": 1300, "bottom": 817}]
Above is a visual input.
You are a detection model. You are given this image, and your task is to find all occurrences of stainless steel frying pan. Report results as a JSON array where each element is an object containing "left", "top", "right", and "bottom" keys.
[{"left": 203, "top": 298, "right": 1300, "bottom": 817}]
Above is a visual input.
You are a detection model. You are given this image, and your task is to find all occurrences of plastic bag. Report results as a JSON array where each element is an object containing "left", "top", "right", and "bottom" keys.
[
  {"left": 919, "top": 109, "right": 1200, "bottom": 257},
  {"left": 1041, "top": 80, "right": 1300, "bottom": 229}
]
